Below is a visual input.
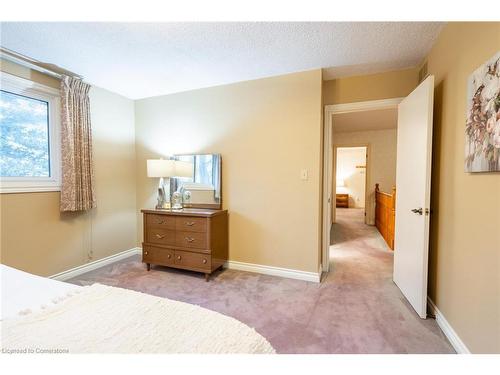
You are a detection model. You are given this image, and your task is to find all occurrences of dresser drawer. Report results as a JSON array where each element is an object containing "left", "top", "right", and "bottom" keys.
[
  {"left": 146, "top": 214, "right": 175, "bottom": 230},
  {"left": 174, "top": 250, "right": 211, "bottom": 271},
  {"left": 175, "top": 231, "right": 207, "bottom": 249},
  {"left": 175, "top": 216, "right": 207, "bottom": 233},
  {"left": 146, "top": 227, "right": 176, "bottom": 246},
  {"left": 143, "top": 246, "right": 174, "bottom": 265}
]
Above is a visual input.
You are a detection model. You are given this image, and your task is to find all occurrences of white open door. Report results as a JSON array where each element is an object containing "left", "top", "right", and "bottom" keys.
[{"left": 394, "top": 75, "right": 434, "bottom": 319}]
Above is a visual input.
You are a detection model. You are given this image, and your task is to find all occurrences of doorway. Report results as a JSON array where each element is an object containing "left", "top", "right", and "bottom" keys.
[
  {"left": 321, "top": 75, "right": 435, "bottom": 319},
  {"left": 322, "top": 98, "right": 402, "bottom": 273},
  {"left": 334, "top": 146, "right": 368, "bottom": 227}
]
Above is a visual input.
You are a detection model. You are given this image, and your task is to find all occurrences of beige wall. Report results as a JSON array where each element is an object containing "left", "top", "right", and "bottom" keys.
[
  {"left": 135, "top": 70, "right": 323, "bottom": 273},
  {"left": 425, "top": 22, "right": 500, "bottom": 353},
  {"left": 332, "top": 129, "right": 397, "bottom": 225},
  {"left": 323, "top": 67, "right": 419, "bottom": 105},
  {"left": 0, "top": 60, "right": 137, "bottom": 277}
]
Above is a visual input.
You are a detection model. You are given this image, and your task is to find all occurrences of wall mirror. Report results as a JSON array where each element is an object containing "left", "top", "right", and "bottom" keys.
[{"left": 170, "top": 154, "right": 222, "bottom": 209}]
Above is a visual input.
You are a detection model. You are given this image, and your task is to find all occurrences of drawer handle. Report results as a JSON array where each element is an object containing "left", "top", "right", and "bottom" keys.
[
  {"left": 185, "top": 221, "right": 195, "bottom": 226},
  {"left": 202, "top": 259, "right": 207, "bottom": 264},
  {"left": 144, "top": 251, "right": 148, "bottom": 255},
  {"left": 155, "top": 234, "right": 165, "bottom": 239},
  {"left": 156, "top": 219, "right": 165, "bottom": 224},
  {"left": 185, "top": 237, "right": 195, "bottom": 243},
  {"left": 167, "top": 254, "right": 171, "bottom": 259},
  {"left": 177, "top": 255, "right": 182, "bottom": 260}
]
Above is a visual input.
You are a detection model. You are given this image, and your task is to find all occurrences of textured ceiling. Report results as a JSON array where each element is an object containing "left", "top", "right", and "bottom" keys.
[
  {"left": 0, "top": 22, "right": 443, "bottom": 99},
  {"left": 333, "top": 108, "right": 398, "bottom": 133}
]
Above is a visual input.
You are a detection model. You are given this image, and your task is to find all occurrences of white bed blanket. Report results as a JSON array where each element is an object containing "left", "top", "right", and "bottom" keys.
[
  {"left": 1, "top": 264, "right": 80, "bottom": 320},
  {"left": 1, "top": 283, "right": 275, "bottom": 354}
]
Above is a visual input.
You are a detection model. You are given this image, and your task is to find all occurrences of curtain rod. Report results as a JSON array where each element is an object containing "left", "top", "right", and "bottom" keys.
[{"left": 0, "top": 47, "right": 83, "bottom": 80}]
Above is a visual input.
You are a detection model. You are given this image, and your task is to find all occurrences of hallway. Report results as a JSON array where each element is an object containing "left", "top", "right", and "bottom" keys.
[{"left": 327, "top": 208, "right": 454, "bottom": 352}]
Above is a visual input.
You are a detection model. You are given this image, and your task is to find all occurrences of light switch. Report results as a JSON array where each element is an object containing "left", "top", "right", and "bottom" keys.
[{"left": 300, "top": 169, "right": 308, "bottom": 180}]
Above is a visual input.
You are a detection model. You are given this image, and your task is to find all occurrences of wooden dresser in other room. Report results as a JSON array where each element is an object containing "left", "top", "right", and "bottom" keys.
[
  {"left": 141, "top": 208, "right": 228, "bottom": 281},
  {"left": 336, "top": 193, "right": 349, "bottom": 208}
]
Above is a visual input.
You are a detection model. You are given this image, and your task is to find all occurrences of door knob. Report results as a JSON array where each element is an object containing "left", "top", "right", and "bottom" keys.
[{"left": 411, "top": 208, "right": 423, "bottom": 215}]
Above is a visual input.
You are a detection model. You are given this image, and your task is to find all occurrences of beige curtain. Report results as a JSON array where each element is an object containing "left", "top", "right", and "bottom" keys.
[{"left": 60, "top": 76, "right": 96, "bottom": 211}]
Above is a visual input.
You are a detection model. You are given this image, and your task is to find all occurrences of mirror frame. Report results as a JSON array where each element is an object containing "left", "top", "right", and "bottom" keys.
[{"left": 171, "top": 154, "right": 222, "bottom": 210}]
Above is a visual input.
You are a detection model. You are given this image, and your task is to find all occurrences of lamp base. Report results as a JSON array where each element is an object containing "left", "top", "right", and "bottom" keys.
[
  {"left": 155, "top": 177, "right": 171, "bottom": 210},
  {"left": 155, "top": 202, "right": 171, "bottom": 210}
]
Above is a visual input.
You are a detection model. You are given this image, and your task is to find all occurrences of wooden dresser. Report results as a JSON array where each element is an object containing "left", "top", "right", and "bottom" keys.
[
  {"left": 336, "top": 193, "right": 349, "bottom": 208},
  {"left": 141, "top": 208, "right": 228, "bottom": 281}
]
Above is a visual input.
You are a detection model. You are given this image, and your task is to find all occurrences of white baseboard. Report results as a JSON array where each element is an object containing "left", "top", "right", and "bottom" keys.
[
  {"left": 224, "top": 260, "right": 321, "bottom": 283},
  {"left": 427, "top": 297, "right": 470, "bottom": 354},
  {"left": 50, "top": 246, "right": 321, "bottom": 284},
  {"left": 50, "top": 247, "right": 141, "bottom": 281}
]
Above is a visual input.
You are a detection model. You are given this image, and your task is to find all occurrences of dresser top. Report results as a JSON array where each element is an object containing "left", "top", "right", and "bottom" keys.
[{"left": 141, "top": 208, "right": 227, "bottom": 218}]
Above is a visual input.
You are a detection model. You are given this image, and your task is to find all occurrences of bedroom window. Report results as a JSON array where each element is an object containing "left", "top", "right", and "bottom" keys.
[{"left": 0, "top": 73, "right": 61, "bottom": 193}]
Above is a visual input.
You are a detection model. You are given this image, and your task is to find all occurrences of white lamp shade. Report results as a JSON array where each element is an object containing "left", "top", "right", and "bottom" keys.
[
  {"left": 147, "top": 159, "right": 175, "bottom": 177},
  {"left": 174, "top": 160, "right": 193, "bottom": 178},
  {"left": 147, "top": 159, "right": 194, "bottom": 178}
]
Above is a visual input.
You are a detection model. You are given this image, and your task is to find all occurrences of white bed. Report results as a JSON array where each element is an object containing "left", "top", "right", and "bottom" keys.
[
  {"left": 1, "top": 264, "right": 275, "bottom": 354},
  {"left": 1, "top": 264, "right": 80, "bottom": 320}
]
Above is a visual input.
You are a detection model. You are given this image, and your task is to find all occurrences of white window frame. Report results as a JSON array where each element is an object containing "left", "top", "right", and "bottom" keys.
[{"left": 0, "top": 72, "right": 61, "bottom": 193}]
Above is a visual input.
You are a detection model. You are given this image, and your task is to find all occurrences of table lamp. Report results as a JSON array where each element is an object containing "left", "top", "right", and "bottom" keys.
[{"left": 147, "top": 159, "right": 193, "bottom": 210}]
